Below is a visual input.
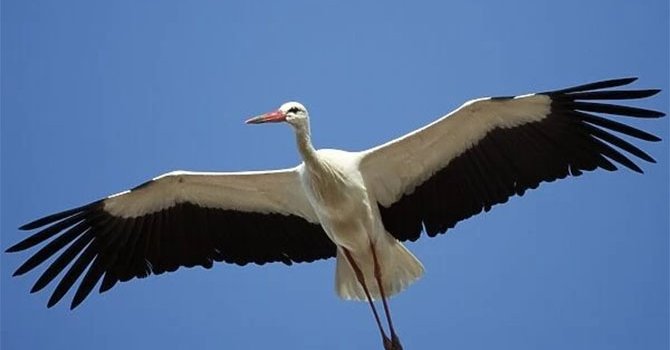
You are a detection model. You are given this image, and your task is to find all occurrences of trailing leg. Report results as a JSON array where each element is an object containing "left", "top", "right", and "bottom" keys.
[
  {"left": 342, "top": 248, "right": 392, "bottom": 349},
  {"left": 370, "top": 242, "right": 403, "bottom": 350}
]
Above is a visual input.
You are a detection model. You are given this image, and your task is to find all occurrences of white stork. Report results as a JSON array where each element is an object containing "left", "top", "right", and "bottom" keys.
[{"left": 7, "top": 78, "right": 664, "bottom": 350}]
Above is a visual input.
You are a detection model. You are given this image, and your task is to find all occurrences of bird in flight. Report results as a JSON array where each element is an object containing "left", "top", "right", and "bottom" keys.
[{"left": 7, "top": 77, "right": 664, "bottom": 350}]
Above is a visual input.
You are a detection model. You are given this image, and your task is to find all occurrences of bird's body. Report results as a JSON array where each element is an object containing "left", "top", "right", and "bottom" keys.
[
  {"left": 7, "top": 78, "right": 665, "bottom": 349},
  {"left": 298, "top": 148, "right": 423, "bottom": 301},
  {"left": 302, "top": 150, "right": 373, "bottom": 253}
]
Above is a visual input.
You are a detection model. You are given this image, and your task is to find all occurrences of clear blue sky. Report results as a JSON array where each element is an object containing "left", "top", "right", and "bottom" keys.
[{"left": 2, "top": 1, "right": 668, "bottom": 349}]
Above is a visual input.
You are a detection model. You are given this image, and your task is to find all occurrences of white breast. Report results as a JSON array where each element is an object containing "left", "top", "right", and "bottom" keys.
[{"left": 300, "top": 149, "right": 379, "bottom": 250}]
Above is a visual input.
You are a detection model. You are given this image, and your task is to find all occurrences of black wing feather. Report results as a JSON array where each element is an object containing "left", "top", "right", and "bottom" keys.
[
  {"left": 7, "top": 211, "right": 90, "bottom": 253},
  {"left": 381, "top": 78, "right": 664, "bottom": 241},
  {"left": 9, "top": 198, "right": 335, "bottom": 309}
]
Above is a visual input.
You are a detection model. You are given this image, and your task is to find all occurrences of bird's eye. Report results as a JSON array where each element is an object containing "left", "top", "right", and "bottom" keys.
[{"left": 287, "top": 107, "right": 301, "bottom": 114}]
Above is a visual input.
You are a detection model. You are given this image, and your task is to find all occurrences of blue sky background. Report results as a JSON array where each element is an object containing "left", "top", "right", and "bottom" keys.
[{"left": 1, "top": 1, "right": 668, "bottom": 349}]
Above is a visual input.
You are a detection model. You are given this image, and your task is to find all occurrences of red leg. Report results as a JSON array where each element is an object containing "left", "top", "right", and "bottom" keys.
[
  {"left": 342, "top": 248, "right": 392, "bottom": 349},
  {"left": 370, "top": 242, "right": 403, "bottom": 350}
]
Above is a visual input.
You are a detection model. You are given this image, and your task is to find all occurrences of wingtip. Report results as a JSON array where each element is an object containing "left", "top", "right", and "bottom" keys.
[
  {"left": 46, "top": 299, "right": 57, "bottom": 308},
  {"left": 6, "top": 244, "right": 22, "bottom": 253},
  {"left": 30, "top": 276, "right": 51, "bottom": 293},
  {"left": 601, "top": 77, "right": 638, "bottom": 87},
  {"left": 47, "top": 291, "right": 65, "bottom": 308},
  {"left": 643, "top": 110, "right": 665, "bottom": 119},
  {"left": 19, "top": 221, "right": 43, "bottom": 231},
  {"left": 648, "top": 88, "right": 662, "bottom": 97},
  {"left": 70, "top": 298, "right": 84, "bottom": 310},
  {"left": 548, "top": 77, "right": 643, "bottom": 95},
  {"left": 12, "top": 262, "right": 33, "bottom": 276}
]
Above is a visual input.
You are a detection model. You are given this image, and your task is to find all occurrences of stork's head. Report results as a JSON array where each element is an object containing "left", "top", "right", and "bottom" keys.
[{"left": 245, "top": 102, "right": 309, "bottom": 130}]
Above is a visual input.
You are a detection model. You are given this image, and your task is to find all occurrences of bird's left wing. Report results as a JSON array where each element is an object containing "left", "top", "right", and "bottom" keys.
[
  {"left": 359, "top": 78, "right": 664, "bottom": 241},
  {"left": 7, "top": 168, "right": 335, "bottom": 309}
]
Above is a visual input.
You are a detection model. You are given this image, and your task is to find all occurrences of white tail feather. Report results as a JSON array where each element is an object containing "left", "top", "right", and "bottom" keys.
[{"left": 335, "top": 238, "right": 424, "bottom": 301}]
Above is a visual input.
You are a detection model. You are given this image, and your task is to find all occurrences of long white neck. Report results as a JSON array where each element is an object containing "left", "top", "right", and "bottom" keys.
[
  {"left": 293, "top": 118, "right": 345, "bottom": 190},
  {"left": 293, "top": 121, "right": 319, "bottom": 166}
]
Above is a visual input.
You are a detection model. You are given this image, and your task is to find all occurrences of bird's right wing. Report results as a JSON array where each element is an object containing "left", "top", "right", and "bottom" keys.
[
  {"left": 359, "top": 78, "right": 664, "bottom": 241},
  {"left": 7, "top": 167, "right": 335, "bottom": 309}
]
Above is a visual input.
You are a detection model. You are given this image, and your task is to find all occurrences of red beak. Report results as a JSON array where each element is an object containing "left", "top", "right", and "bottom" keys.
[{"left": 245, "top": 110, "right": 286, "bottom": 124}]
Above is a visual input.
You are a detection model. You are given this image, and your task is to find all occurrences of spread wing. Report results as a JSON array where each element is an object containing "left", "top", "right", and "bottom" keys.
[
  {"left": 359, "top": 78, "right": 664, "bottom": 241},
  {"left": 7, "top": 168, "right": 335, "bottom": 309}
]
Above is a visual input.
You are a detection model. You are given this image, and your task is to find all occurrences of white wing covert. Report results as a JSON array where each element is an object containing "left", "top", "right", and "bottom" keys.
[
  {"left": 8, "top": 168, "right": 335, "bottom": 309},
  {"left": 360, "top": 78, "right": 664, "bottom": 241}
]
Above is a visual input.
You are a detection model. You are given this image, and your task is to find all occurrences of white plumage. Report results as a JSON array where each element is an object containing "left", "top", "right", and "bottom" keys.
[{"left": 7, "top": 78, "right": 664, "bottom": 350}]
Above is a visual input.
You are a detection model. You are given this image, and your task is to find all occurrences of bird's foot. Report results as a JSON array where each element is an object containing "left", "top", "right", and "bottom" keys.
[
  {"left": 390, "top": 332, "right": 403, "bottom": 350},
  {"left": 383, "top": 336, "right": 394, "bottom": 350},
  {"left": 382, "top": 333, "right": 403, "bottom": 350}
]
